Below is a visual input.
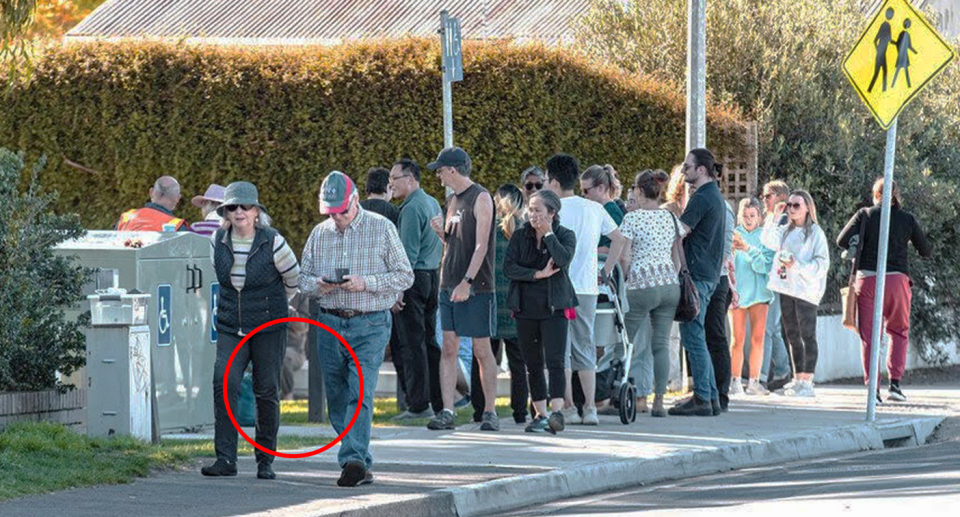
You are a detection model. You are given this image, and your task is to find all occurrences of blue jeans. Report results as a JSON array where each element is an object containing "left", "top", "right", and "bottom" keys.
[
  {"left": 316, "top": 310, "right": 391, "bottom": 469},
  {"left": 679, "top": 280, "right": 719, "bottom": 402},
  {"left": 434, "top": 312, "right": 474, "bottom": 380},
  {"left": 761, "top": 293, "right": 791, "bottom": 380}
]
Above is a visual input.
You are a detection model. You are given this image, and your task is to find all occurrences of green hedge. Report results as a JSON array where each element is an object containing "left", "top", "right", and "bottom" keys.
[{"left": 0, "top": 39, "right": 744, "bottom": 250}]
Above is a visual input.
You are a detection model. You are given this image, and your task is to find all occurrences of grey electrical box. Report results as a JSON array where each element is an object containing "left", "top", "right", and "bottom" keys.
[
  {"left": 84, "top": 324, "right": 152, "bottom": 440},
  {"left": 57, "top": 231, "right": 217, "bottom": 433}
]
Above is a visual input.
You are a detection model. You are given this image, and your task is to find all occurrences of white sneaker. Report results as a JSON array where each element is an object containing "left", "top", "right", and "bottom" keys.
[
  {"left": 782, "top": 379, "right": 798, "bottom": 391},
  {"left": 744, "top": 378, "right": 769, "bottom": 396},
  {"left": 581, "top": 407, "right": 599, "bottom": 425},
  {"left": 561, "top": 407, "right": 582, "bottom": 425},
  {"left": 783, "top": 380, "right": 815, "bottom": 398},
  {"left": 728, "top": 378, "right": 745, "bottom": 397}
]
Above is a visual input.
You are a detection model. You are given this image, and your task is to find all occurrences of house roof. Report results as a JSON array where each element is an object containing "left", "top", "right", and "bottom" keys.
[{"left": 65, "top": 0, "right": 591, "bottom": 46}]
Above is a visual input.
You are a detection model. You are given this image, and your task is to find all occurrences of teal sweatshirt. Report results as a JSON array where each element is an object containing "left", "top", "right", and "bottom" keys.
[{"left": 732, "top": 225, "right": 775, "bottom": 308}]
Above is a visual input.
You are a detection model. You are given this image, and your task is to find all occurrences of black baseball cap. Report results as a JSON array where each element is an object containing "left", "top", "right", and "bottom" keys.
[{"left": 427, "top": 146, "right": 471, "bottom": 171}]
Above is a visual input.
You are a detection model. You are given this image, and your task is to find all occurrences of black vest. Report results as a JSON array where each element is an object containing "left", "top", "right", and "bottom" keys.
[{"left": 214, "top": 227, "right": 288, "bottom": 335}]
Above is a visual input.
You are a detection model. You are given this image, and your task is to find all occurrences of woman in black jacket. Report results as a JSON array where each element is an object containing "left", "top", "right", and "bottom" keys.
[
  {"left": 504, "top": 190, "right": 578, "bottom": 433},
  {"left": 837, "top": 178, "right": 931, "bottom": 403}
]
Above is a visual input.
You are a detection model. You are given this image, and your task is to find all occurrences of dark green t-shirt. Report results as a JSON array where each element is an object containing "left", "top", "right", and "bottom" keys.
[{"left": 599, "top": 200, "right": 625, "bottom": 248}]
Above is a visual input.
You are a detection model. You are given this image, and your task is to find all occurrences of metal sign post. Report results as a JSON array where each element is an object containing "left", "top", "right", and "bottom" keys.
[
  {"left": 865, "top": 118, "right": 898, "bottom": 422},
  {"left": 440, "top": 10, "right": 463, "bottom": 149}
]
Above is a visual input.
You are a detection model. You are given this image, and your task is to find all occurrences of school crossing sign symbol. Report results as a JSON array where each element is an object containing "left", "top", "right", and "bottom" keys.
[{"left": 842, "top": 0, "right": 954, "bottom": 129}]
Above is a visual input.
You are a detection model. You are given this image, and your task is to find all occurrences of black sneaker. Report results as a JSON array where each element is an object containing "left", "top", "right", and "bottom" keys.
[
  {"left": 427, "top": 409, "right": 456, "bottom": 430},
  {"left": 876, "top": 390, "right": 884, "bottom": 405},
  {"left": 548, "top": 411, "right": 565, "bottom": 434},
  {"left": 668, "top": 395, "right": 714, "bottom": 417},
  {"left": 887, "top": 384, "right": 907, "bottom": 402},
  {"left": 201, "top": 459, "right": 237, "bottom": 477},
  {"left": 480, "top": 411, "right": 500, "bottom": 431},
  {"left": 337, "top": 462, "right": 374, "bottom": 487},
  {"left": 712, "top": 399, "right": 722, "bottom": 416},
  {"left": 525, "top": 416, "right": 551, "bottom": 433},
  {"left": 257, "top": 462, "right": 276, "bottom": 480}
]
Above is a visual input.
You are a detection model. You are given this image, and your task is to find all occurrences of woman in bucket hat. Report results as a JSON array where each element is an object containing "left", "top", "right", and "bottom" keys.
[{"left": 202, "top": 181, "right": 300, "bottom": 481}]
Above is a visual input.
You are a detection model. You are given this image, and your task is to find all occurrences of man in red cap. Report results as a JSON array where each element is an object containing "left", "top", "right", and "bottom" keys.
[{"left": 299, "top": 171, "right": 413, "bottom": 487}]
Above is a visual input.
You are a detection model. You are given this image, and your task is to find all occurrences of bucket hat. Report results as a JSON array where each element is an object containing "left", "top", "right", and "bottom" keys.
[
  {"left": 191, "top": 184, "right": 226, "bottom": 208},
  {"left": 217, "top": 181, "right": 268, "bottom": 217}
]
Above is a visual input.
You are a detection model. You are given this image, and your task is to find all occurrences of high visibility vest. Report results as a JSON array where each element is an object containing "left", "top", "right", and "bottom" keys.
[{"left": 116, "top": 207, "right": 186, "bottom": 231}]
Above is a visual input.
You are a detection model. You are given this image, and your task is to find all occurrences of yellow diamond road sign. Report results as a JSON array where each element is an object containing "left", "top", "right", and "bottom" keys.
[{"left": 842, "top": 0, "right": 955, "bottom": 129}]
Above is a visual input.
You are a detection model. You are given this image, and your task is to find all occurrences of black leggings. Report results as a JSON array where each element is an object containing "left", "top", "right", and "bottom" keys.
[
  {"left": 780, "top": 294, "right": 819, "bottom": 375},
  {"left": 517, "top": 314, "right": 568, "bottom": 402}
]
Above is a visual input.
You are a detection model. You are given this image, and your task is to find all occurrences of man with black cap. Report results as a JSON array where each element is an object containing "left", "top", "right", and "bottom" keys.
[
  {"left": 424, "top": 147, "right": 500, "bottom": 432},
  {"left": 299, "top": 171, "right": 413, "bottom": 487}
]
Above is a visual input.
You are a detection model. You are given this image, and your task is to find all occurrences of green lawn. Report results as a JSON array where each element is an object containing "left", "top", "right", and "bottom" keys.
[
  {"left": 280, "top": 397, "right": 515, "bottom": 427},
  {"left": 0, "top": 422, "right": 333, "bottom": 502}
]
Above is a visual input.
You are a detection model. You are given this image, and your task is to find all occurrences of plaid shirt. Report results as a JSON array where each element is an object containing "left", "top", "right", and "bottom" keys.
[{"left": 299, "top": 208, "right": 413, "bottom": 312}]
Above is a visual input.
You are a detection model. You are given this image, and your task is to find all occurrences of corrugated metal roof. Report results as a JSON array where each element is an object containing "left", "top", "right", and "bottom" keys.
[{"left": 66, "top": 0, "right": 591, "bottom": 45}]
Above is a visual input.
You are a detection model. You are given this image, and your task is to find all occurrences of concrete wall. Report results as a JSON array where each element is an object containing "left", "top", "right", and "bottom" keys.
[{"left": 815, "top": 314, "right": 960, "bottom": 381}]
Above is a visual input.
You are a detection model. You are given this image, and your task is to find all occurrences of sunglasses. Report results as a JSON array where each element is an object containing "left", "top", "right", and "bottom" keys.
[
  {"left": 786, "top": 202, "right": 803, "bottom": 209},
  {"left": 224, "top": 204, "right": 254, "bottom": 212},
  {"left": 524, "top": 182, "right": 543, "bottom": 191}
]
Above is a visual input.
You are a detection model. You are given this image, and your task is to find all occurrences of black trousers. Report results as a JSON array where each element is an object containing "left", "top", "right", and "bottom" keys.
[
  {"left": 396, "top": 269, "right": 442, "bottom": 413},
  {"left": 705, "top": 275, "right": 732, "bottom": 406},
  {"left": 780, "top": 294, "right": 819, "bottom": 375},
  {"left": 212, "top": 329, "right": 285, "bottom": 465},
  {"left": 472, "top": 337, "right": 529, "bottom": 422},
  {"left": 517, "top": 314, "right": 568, "bottom": 403}
]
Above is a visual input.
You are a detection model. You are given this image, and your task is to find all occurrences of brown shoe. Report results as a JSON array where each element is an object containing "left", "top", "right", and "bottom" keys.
[
  {"left": 651, "top": 394, "right": 666, "bottom": 418},
  {"left": 337, "top": 462, "right": 374, "bottom": 487}
]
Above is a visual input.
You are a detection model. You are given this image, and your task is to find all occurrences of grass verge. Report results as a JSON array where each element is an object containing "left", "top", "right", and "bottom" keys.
[{"left": 0, "top": 421, "right": 332, "bottom": 502}]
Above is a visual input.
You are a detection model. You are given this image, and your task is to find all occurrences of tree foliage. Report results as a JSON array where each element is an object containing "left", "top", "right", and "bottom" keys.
[
  {"left": 0, "top": 148, "right": 88, "bottom": 392},
  {"left": 578, "top": 0, "right": 960, "bottom": 361}
]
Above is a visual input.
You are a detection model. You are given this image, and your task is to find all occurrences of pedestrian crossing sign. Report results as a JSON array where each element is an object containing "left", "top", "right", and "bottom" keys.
[{"left": 842, "top": 0, "right": 954, "bottom": 130}]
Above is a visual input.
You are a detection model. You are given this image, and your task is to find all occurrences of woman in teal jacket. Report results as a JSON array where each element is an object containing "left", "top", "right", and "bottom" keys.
[{"left": 729, "top": 197, "right": 775, "bottom": 396}]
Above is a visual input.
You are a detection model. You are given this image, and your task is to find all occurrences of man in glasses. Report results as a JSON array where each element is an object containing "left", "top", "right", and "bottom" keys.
[
  {"left": 520, "top": 166, "right": 545, "bottom": 205},
  {"left": 389, "top": 158, "right": 445, "bottom": 421},
  {"left": 117, "top": 175, "right": 188, "bottom": 231},
  {"left": 300, "top": 171, "right": 414, "bottom": 486},
  {"left": 759, "top": 180, "right": 793, "bottom": 391}
]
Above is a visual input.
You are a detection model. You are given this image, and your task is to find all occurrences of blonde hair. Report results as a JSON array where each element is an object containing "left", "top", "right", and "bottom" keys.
[
  {"left": 666, "top": 164, "right": 687, "bottom": 206},
  {"left": 495, "top": 184, "right": 524, "bottom": 239},
  {"left": 737, "top": 197, "right": 762, "bottom": 227}
]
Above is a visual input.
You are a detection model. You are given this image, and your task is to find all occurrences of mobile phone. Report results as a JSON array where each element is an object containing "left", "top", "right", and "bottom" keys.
[{"left": 322, "top": 277, "right": 348, "bottom": 285}]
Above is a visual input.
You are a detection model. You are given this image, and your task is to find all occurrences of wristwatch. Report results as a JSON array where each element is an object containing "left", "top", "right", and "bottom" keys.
[
  {"left": 464, "top": 276, "right": 474, "bottom": 285},
  {"left": 544, "top": 231, "right": 554, "bottom": 238}
]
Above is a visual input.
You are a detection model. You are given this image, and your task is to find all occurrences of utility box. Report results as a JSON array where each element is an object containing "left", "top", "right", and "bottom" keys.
[
  {"left": 85, "top": 291, "right": 152, "bottom": 440},
  {"left": 56, "top": 231, "right": 217, "bottom": 433}
]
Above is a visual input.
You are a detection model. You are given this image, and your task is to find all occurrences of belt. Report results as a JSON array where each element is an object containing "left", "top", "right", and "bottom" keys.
[{"left": 320, "top": 307, "right": 371, "bottom": 319}]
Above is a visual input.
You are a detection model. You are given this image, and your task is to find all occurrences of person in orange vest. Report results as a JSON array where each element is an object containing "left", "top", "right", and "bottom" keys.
[{"left": 117, "top": 176, "right": 188, "bottom": 231}]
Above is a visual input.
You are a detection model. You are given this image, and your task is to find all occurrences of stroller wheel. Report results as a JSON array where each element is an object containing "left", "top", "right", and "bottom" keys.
[{"left": 619, "top": 384, "right": 637, "bottom": 424}]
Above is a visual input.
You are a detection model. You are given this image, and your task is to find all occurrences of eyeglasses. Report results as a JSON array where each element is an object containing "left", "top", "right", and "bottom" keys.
[
  {"left": 224, "top": 204, "right": 254, "bottom": 212},
  {"left": 389, "top": 174, "right": 410, "bottom": 182},
  {"left": 582, "top": 184, "right": 598, "bottom": 194},
  {"left": 786, "top": 202, "right": 803, "bottom": 209},
  {"left": 524, "top": 182, "right": 543, "bottom": 191}
]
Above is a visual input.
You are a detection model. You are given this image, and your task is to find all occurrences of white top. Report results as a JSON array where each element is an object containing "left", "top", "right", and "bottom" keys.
[
  {"left": 763, "top": 221, "right": 830, "bottom": 306},
  {"left": 559, "top": 196, "right": 618, "bottom": 295},
  {"left": 619, "top": 209, "right": 685, "bottom": 290}
]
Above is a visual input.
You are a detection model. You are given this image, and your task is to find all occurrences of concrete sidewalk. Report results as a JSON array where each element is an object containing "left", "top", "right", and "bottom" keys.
[{"left": 1, "top": 387, "right": 956, "bottom": 517}]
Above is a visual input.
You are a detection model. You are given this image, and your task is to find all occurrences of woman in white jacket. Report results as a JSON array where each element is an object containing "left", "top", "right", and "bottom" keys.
[{"left": 761, "top": 190, "right": 830, "bottom": 397}]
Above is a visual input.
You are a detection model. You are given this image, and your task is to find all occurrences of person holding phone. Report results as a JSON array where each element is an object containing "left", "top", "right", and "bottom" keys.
[
  {"left": 503, "top": 189, "right": 578, "bottom": 433},
  {"left": 299, "top": 171, "right": 413, "bottom": 487},
  {"left": 203, "top": 181, "right": 300, "bottom": 481},
  {"left": 762, "top": 190, "right": 829, "bottom": 398}
]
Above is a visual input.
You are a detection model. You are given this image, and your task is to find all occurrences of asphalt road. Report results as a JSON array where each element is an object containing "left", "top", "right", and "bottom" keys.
[{"left": 505, "top": 419, "right": 960, "bottom": 516}]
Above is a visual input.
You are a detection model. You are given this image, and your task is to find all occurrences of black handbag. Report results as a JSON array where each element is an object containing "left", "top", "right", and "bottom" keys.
[{"left": 670, "top": 213, "right": 700, "bottom": 322}]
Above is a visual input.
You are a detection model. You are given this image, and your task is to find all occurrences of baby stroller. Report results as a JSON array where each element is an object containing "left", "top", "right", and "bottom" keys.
[{"left": 594, "top": 260, "right": 638, "bottom": 424}]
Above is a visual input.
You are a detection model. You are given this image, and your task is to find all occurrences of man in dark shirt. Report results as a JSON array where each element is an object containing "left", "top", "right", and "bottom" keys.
[
  {"left": 360, "top": 167, "right": 400, "bottom": 226},
  {"left": 670, "top": 148, "right": 726, "bottom": 417}
]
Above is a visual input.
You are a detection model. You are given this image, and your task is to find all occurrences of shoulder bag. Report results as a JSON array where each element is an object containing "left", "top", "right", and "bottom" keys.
[
  {"left": 841, "top": 208, "right": 867, "bottom": 331},
  {"left": 669, "top": 212, "right": 700, "bottom": 322}
]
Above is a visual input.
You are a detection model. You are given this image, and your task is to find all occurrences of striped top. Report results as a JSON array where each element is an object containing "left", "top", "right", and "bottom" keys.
[
  {"left": 229, "top": 233, "right": 300, "bottom": 299},
  {"left": 190, "top": 213, "right": 222, "bottom": 237}
]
